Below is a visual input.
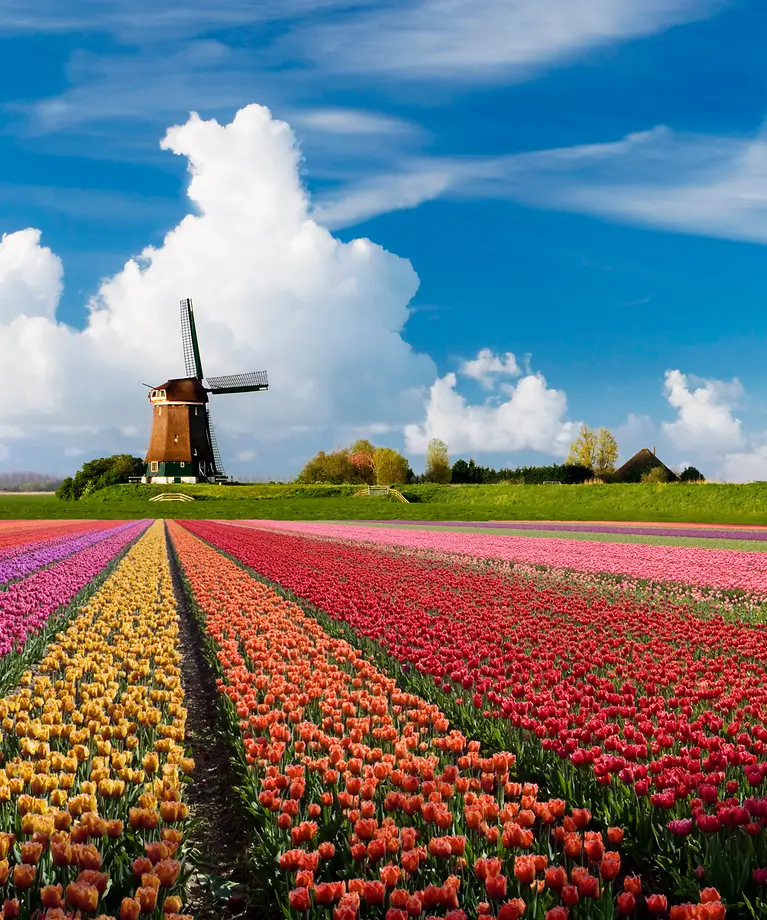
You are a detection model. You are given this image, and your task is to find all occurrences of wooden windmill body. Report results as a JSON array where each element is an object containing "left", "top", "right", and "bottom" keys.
[{"left": 143, "top": 299, "right": 268, "bottom": 484}]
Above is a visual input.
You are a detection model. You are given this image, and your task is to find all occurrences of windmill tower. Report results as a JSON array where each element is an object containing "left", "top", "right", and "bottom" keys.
[{"left": 143, "top": 298, "right": 268, "bottom": 484}]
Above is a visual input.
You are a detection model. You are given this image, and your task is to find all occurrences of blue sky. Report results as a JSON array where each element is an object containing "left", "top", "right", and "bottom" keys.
[{"left": 0, "top": 0, "right": 766, "bottom": 479}]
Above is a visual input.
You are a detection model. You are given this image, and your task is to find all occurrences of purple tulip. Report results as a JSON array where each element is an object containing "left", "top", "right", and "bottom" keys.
[
  {"left": 0, "top": 522, "right": 107, "bottom": 563},
  {"left": 0, "top": 523, "right": 135, "bottom": 585}
]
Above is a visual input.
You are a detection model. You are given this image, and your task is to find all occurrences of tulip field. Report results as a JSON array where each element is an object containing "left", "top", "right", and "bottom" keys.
[{"left": 0, "top": 517, "right": 766, "bottom": 919}]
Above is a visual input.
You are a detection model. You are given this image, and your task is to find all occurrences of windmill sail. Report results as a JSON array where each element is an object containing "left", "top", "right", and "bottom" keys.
[
  {"left": 205, "top": 371, "right": 268, "bottom": 394},
  {"left": 179, "top": 299, "right": 204, "bottom": 380},
  {"left": 206, "top": 406, "right": 226, "bottom": 478}
]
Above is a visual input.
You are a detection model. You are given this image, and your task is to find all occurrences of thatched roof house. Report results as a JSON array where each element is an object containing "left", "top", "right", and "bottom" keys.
[{"left": 612, "top": 447, "right": 678, "bottom": 483}]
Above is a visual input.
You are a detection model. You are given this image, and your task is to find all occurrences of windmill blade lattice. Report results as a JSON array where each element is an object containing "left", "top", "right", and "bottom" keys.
[
  {"left": 206, "top": 371, "right": 268, "bottom": 393},
  {"left": 180, "top": 300, "right": 198, "bottom": 379},
  {"left": 206, "top": 406, "right": 226, "bottom": 478}
]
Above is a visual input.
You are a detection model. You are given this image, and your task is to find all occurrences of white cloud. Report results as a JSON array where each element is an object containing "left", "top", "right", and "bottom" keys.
[
  {"left": 454, "top": 123, "right": 767, "bottom": 246},
  {"left": 404, "top": 351, "right": 576, "bottom": 455},
  {"left": 290, "top": 108, "right": 417, "bottom": 137},
  {"left": 234, "top": 450, "right": 257, "bottom": 462},
  {"left": 319, "top": 122, "right": 767, "bottom": 242},
  {"left": 0, "top": 229, "right": 63, "bottom": 322},
  {"left": 662, "top": 369, "right": 743, "bottom": 451},
  {"left": 64, "top": 447, "right": 84, "bottom": 457},
  {"left": 614, "top": 412, "right": 656, "bottom": 461},
  {"left": 459, "top": 348, "right": 520, "bottom": 389},
  {"left": 547, "top": 127, "right": 767, "bottom": 245},
  {"left": 0, "top": 0, "right": 357, "bottom": 40},
  {"left": 313, "top": 168, "right": 455, "bottom": 228},
  {"left": 0, "top": 104, "right": 435, "bottom": 474},
  {"left": 295, "top": 0, "right": 721, "bottom": 80},
  {"left": 721, "top": 446, "right": 767, "bottom": 483}
]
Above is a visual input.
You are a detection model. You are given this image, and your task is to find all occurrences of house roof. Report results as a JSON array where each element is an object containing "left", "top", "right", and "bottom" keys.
[{"left": 613, "top": 447, "right": 678, "bottom": 483}]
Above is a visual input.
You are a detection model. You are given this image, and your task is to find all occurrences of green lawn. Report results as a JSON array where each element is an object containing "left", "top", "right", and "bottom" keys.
[{"left": 2, "top": 481, "right": 767, "bottom": 524}]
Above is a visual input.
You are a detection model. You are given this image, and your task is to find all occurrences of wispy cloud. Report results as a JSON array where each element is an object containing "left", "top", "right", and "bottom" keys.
[
  {"left": 0, "top": 0, "right": 359, "bottom": 40},
  {"left": 312, "top": 166, "right": 456, "bottom": 227},
  {"left": 317, "top": 123, "right": 767, "bottom": 246},
  {"left": 288, "top": 108, "right": 420, "bottom": 137},
  {"left": 288, "top": 0, "right": 724, "bottom": 80}
]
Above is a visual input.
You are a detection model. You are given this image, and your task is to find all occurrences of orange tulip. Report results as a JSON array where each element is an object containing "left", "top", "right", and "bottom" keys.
[{"left": 120, "top": 898, "right": 141, "bottom": 920}]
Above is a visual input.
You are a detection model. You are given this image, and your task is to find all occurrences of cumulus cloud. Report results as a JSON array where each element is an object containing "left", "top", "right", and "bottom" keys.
[
  {"left": 662, "top": 369, "right": 743, "bottom": 451},
  {"left": 0, "top": 104, "right": 436, "bottom": 474},
  {"left": 404, "top": 351, "right": 576, "bottom": 455},
  {"left": 0, "top": 229, "right": 62, "bottom": 322},
  {"left": 459, "top": 348, "right": 520, "bottom": 389}
]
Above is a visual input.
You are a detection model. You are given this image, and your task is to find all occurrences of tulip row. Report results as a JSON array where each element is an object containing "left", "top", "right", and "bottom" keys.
[
  {"left": 0, "top": 519, "right": 194, "bottom": 920},
  {"left": 166, "top": 519, "right": 709, "bottom": 920},
  {"left": 183, "top": 521, "right": 767, "bottom": 910},
  {"left": 0, "top": 523, "right": 106, "bottom": 563},
  {"left": 0, "top": 520, "right": 150, "bottom": 666},
  {"left": 249, "top": 521, "right": 767, "bottom": 595},
  {"left": 0, "top": 522, "right": 132, "bottom": 587},
  {"left": 355, "top": 521, "right": 767, "bottom": 543}
]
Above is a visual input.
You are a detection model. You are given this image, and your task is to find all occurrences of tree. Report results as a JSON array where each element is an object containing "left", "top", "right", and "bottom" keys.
[
  {"left": 298, "top": 449, "right": 360, "bottom": 484},
  {"left": 55, "top": 478, "right": 76, "bottom": 501},
  {"left": 566, "top": 425, "right": 619, "bottom": 476},
  {"left": 56, "top": 454, "right": 145, "bottom": 500},
  {"left": 348, "top": 439, "right": 377, "bottom": 485},
  {"left": 451, "top": 458, "right": 495, "bottom": 484},
  {"left": 424, "top": 438, "right": 451, "bottom": 483},
  {"left": 373, "top": 447, "right": 409, "bottom": 486},
  {"left": 566, "top": 424, "right": 598, "bottom": 471},
  {"left": 594, "top": 428, "right": 619, "bottom": 476},
  {"left": 680, "top": 466, "right": 705, "bottom": 482}
]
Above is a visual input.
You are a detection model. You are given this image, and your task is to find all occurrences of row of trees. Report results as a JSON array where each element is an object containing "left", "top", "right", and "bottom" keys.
[
  {"left": 450, "top": 459, "right": 593, "bottom": 485},
  {"left": 300, "top": 427, "right": 705, "bottom": 487},
  {"left": 299, "top": 439, "right": 452, "bottom": 486}
]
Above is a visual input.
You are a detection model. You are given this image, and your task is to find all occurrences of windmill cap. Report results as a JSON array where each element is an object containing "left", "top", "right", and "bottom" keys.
[{"left": 149, "top": 378, "right": 209, "bottom": 403}]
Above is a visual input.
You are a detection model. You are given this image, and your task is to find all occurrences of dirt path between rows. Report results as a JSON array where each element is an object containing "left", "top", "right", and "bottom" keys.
[{"left": 166, "top": 526, "right": 254, "bottom": 920}]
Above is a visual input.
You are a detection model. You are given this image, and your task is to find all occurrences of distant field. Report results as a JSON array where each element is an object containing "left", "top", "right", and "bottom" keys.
[{"left": 2, "top": 480, "right": 767, "bottom": 523}]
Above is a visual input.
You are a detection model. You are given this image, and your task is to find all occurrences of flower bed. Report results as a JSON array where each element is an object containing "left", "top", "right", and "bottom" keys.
[
  {"left": 0, "top": 520, "right": 194, "bottom": 918},
  {"left": 0, "top": 521, "right": 149, "bottom": 662},
  {"left": 0, "top": 522, "right": 131, "bottom": 586},
  {"left": 183, "top": 520, "right": 767, "bottom": 909},
  {"left": 0, "top": 522, "right": 107, "bottom": 563},
  {"left": 249, "top": 521, "right": 767, "bottom": 594},
  {"left": 163, "top": 520, "right": 710, "bottom": 920}
]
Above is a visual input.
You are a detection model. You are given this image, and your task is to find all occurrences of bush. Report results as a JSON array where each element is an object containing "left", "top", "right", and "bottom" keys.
[
  {"left": 680, "top": 466, "right": 705, "bottom": 482},
  {"left": 641, "top": 467, "right": 670, "bottom": 484}
]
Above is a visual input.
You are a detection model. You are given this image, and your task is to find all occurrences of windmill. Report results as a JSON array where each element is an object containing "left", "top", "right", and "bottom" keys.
[{"left": 143, "top": 298, "right": 268, "bottom": 484}]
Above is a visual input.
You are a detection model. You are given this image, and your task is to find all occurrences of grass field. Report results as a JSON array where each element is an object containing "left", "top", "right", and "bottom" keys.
[{"left": 2, "top": 480, "right": 767, "bottom": 523}]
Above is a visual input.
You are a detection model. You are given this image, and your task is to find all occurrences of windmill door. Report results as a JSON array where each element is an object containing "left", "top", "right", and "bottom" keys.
[{"left": 174, "top": 477, "right": 181, "bottom": 484}]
